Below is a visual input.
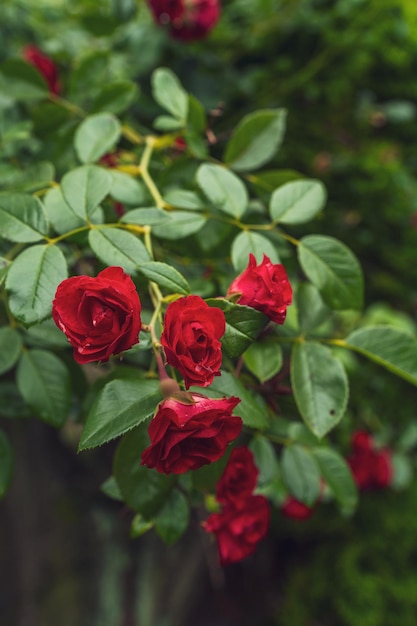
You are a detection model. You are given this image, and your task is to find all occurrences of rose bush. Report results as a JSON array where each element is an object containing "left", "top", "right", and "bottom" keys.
[
  {"left": 0, "top": 33, "right": 415, "bottom": 571},
  {"left": 52, "top": 266, "right": 142, "bottom": 364}
]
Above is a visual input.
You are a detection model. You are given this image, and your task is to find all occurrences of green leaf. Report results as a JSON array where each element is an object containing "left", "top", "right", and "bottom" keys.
[
  {"left": 2, "top": 161, "right": 55, "bottom": 194},
  {"left": 298, "top": 235, "right": 364, "bottom": 310},
  {"left": 138, "top": 261, "right": 190, "bottom": 295},
  {"left": 297, "top": 283, "right": 331, "bottom": 333},
  {"left": 88, "top": 228, "right": 150, "bottom": 274},
  {"left": 244, "top": 341, "right": 283, "bottom": 383},
  {"left": 249, "top": 435, "right": 279, "bottom": 485},
  {"left": 0, "top": 430, "right": 13, "bottom": 499},
  {"left": 91, "top": 80, "right": 138, "bottom": 114},
  {"left": 291, "top": 342, "right": 349, "bottom": 438},
  {"left": 24, "top": 318, "right": 72, "bottom": 349},
  {"left": 345, "top": 326, "right": 417, "bottom": 386},
  {"left": 110, "top": 171, "right": 146, "bottom": 205},
  {"left": 391, "top": 453, "right": 414, "bottom": 490},
  {"left": 16, "top": 349, "right": 71, "bottom": 427},
  {"left": 196, "top": 163, "right": 248, "bottom": 219},
  {"left": 187, "top": 94, "right": 206, "bottom": 134},
  {"left": 69, "top": 50, "right": 109, "bottom": 96},
  {"left": 61, "top": 165, "right": 112, "bottom": 220},
  {"left": 231, "top": 230, "right": 279, "bottom": 272},
  {"left": 6, "top": 244, "right": 68, "bottom": 327},
  {"left": 0, "top": 257, "right": 10, "bottom": 288},
  {"left": 78, "top": 379, "right": 162, "bottom": 450},
  {"left": 114, "top": 424, "right": 175, "bottom": 517},
  {"left": 43, "top": 187, "right": 85, "bottom": 234},
  {"left": 151, "top": 68, "right": 188, "bottom": 121},
  {"left": 0, "top": 382, "right": 31, "bottom": 419},
  {"left": 201, "top": 370, "right": 269, "bottom": 430},
  {"left": 101, "top": 476, "right": 123, "bottom": 501},
  {"left": 151, "top": 210, "right": 206, "bottom": 240},
  {"left": 270, "top": 179, "right": 327, "bottom": 225},
  {"left": 153, "top": 116, "right": 184, "bottom": 131},
  {"left": 281, "top": 445, "right": 321, "bottom": 505},
  {"left": 224, "top": 109, "right": 287, "bottom": 172},
  {"left": 0, "top": 59, "right": 49, "bottom": 101},
  {"left": 0, "top": 193, "right": 48, "bottom": 242},
  {"left": 164, "top": 189, "right": 204, "bottom": 211},
  {"left": 206, "top": 299, "right": 269, "bottom": 358},
  {"left": 120, "top": 207, "right": 169, "bottom": 227},
  {"left": 130, "top": 514, "right": 154, "bottom": 538},
  {"left": 155, "top": 489, "right": 190, "bottom": 545},
  {"left": 248, "top": 169, "right": 303, "bottom": 195},
  {"left": 312, "top": 447, "right": 358, "bottom": 515},
  {"left": 0, "top": 327, "right": 22, "bottom": 375},
  {"left": 74, "top": 113, "right": 121, "bottom": 164}
]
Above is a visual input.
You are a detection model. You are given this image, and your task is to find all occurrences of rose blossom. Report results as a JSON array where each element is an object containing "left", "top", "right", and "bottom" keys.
[
  {"left": 141, "top": 393, "right": 242, "bottom": 474},
  {"left": 23, "top": 45, "right": 60, "bottom": 95},
  {"left": 161, "top": 295, "right": 225, "bottom": 389},
  {"left": 281, "top": 496, "right": 315, "bottom": 521},
  {"left": 226, "top": 254, "right": 292, "bottom": 324},
  {"left": 216, "top": 447, "right": 259, "bottom": 504},
  {"left": 203, "top": 495, "right": 270, "bottom": 565},
  {"left": 347, "top": 430, "right": 393, "bottom": 490},
  {"left": 52, "top": 266, "right": 141, "bottom": 364},
  {"left": 147, "top": 0, "right": 220, "bottom": 42}
]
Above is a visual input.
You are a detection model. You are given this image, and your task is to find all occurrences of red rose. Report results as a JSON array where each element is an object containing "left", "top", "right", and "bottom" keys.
[
  {"left": 147, "top": 0, "right": 220, "bottom": 42},
  {"left": 141, "top": 393, "right": 242, "bottom": 474},
  {"left": 203, "top": 495, "right": 270, "bottom": 565},
  {"left": 52, "top": 266, "right": 141, "bottom": 364},
  {"left": 216, "top": 447, "right": 259, "bottom": 504},
  {"left": 226, "top": 254, "right": 293, "bottom": 324},
  {"left": 161, "top": 295, "right": 225, "bottom": 389},
  {"left": 347, "top": 430, "right": 393, "bottom": 490},
  {"left": 23, "top": 45, "right": 60, "bottom": 95},
  {"left": 351, "top": 430, "right": 373, "bottom": 452},
  {"left": 281, "top": 496, "right": 315, "bottom": 521}
]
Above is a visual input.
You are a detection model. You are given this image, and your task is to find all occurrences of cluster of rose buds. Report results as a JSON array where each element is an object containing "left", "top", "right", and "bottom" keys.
[
  {"left": 146, "top": 0, "right": 221, "bottom": 41},
  {"left": 203, "top": 448, "right": 270, "bottom": 565}
]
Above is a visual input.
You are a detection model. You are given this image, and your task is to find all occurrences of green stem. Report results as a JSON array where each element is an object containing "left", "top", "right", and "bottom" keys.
[
  {"left": 140, "top": 137, "right": 167, "bottom": 209},
  {"left": 121, "top": 125, "right": 145, "bottom": 145},
  {"left": 49, "top": 94, "right": 86, "bottom": 118}
]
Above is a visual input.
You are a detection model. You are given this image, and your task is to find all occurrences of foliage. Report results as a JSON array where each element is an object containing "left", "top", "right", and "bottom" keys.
[{"left": 1, "top": 0, "right": 417, "bottom": 614}]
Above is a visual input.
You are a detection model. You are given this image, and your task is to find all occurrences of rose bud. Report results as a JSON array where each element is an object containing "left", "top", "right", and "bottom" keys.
[
  {"left": 147, "top": 0, "right": 221, "bottom": 42},
  {"left": 23, "top": 45, "right": 61, "bottom": 95},
  {"left": 281, "top": 496, "right": 315, "bottom": 521},
  {"left": 203, "top": 495, "right": 270, "bottom": 565},
  {"left": 226, "top": 254, "right": 293, "bottom": 324},
  {"left": 161, "top": 295, "right": 225, "bottom": 389},
  {"left": 52, "top": 266, "right": 141, "bottom": 364},
  {"left": 141, "top": 393, "right": 242, "bottom": 474},
  {"left": 216, "top": 447, "right": 259, "bottom": 504}
]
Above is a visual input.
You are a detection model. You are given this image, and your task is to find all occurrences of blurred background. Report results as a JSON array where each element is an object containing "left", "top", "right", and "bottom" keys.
[{"left": 2, "top": 0, "right": 417, "bottom": 624}]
